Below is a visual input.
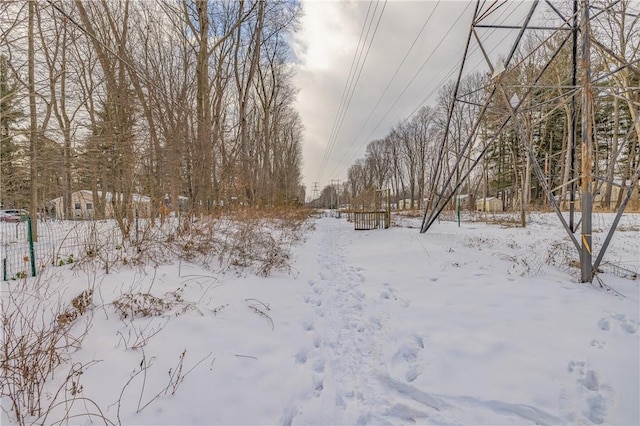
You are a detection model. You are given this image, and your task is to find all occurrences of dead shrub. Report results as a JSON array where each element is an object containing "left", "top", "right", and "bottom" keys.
[
  {"left": 69, "top": 207, "right": 312, "bottom": 278},
  {"left": 116, "top": 318, "right": 170, "bottom": 351},
  {"left": 112, "top": 287, "right": 186, "bottom": 320},
  {"left": 171, "top": 208, "right": 313, "bottom": 276},
  {"left": 546, "top": 240, "right": 579, "bottom": 276},
  {"left": 1, "top": 277, "right": 94, "bottom": 424},
  {"left": 503, "top": 252, "right": 545, "bottom": 277},
  {"left": 57, "top": 289, "right": 94, "bottom": 326},
  {"left": 114, "top": 349, "right": 213, "bottom": 421}
]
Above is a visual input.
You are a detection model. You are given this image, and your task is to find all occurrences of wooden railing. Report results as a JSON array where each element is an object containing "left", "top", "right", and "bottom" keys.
[{"left": 352, "top": 211, "right": 389, "bottom": 230}]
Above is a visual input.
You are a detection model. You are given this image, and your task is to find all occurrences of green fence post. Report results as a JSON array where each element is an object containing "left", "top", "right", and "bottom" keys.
[{"left": 27, "top": 217, "right": 36, "bottom": 278}]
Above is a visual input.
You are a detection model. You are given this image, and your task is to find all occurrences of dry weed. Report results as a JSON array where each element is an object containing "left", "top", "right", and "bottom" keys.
[
  {"left": 546, "top": 240, "right": 579, "bottom": 276},
  {"left": 1, "top": 277, "right": 94, "bottom": 424},
  {"left": 68, "top": 207, "right": 312, "bottom": 278},
  {"left": 112, "top": 287, "right": 187, "bottom": 320},
  {"left": 171, "top": 208, "right": 313, "bottom": 276}
]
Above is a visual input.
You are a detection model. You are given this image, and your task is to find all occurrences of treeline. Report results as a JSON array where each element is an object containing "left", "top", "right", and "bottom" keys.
[
  {"left": 1, "top": 0, "right": 304, "bottom": 228},
  {"left": 327, "top": 1, "right": 639, "bottom": 213}
]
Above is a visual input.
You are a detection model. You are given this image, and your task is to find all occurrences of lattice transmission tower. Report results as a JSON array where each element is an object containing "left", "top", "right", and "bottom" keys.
[{"left": 420, "top": 0, "right": 639, "bottom": 283}]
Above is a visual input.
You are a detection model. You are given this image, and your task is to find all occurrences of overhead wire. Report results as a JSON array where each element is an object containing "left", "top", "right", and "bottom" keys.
[
  {"left": 329, "top": 2, "right": 476, "bottom": 179},
  {"left": 320, "top": 1, "right": 376, "bottom": 170},
  {"left": 338, "top": 1, "right": 442, "bottom": 164},
  {"left": 317, "top": 0, "right": 388, "bottom": 180},
  {"left": 328, "top": 1, "right": 477, "bottom": 180},
  {"left": 319, "top": 0, "right": 384, "bottom": 174},
  {"left": 407, "top": 7, "right": 576, "bottom": 124},
  {"left": 318, "top": 1, "right": 388, "bottom": 179},
  {"left": 402, "top": 0, "right": 531, "bottom": 119},
  {"left": 329, "top": 0, "right": 527, "bottom": 179},
  {"left": 329, "top": 0, "right": 551, "bottom": 181}
]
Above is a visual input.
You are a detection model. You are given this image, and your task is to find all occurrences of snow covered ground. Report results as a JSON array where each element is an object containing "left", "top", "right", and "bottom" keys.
[{"left": 2, "top": 212, "right": 639, "bottom": 425}]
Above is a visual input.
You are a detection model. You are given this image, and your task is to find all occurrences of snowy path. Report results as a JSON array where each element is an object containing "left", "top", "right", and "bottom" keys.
[
  {"left": 283, "top": 216, "right": 639, "bottom": 425},
  {"left": 287, "top": 217, "right": 561, "bottom": 426},
  {"left": 286, "top": 218, "right": 394, "bottom": 425}
]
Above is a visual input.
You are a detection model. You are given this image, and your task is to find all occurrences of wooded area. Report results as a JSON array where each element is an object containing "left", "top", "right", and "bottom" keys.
[
  {"left": 1, "top": 1, "right": 638, "bottom": 230},
  {"left": 1, "top": 0, "right": 305, "bottom": 237}
]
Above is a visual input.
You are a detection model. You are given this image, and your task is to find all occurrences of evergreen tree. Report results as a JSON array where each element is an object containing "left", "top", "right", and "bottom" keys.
[{"left": 0, "top": 55, "right": 25, "bottom": 208}]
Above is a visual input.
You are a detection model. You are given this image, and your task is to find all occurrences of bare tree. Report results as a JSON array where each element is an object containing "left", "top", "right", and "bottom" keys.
[
  {"left": 233, "top": 0, "right": 264, "bottom": 205},
  {"left": 75, "top": 0, "right": 138, "bottom": 236},
  {"left": 591, "top": 0, "right": 640, "bottom": 209}
]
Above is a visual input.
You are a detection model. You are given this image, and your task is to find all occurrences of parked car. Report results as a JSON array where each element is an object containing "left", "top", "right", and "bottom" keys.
[
  {"left": 0, "top": 211, "right": 20, "bottom": 222},
  {"left": 0, "top": 209, "right": 29, "bottom": 222}
]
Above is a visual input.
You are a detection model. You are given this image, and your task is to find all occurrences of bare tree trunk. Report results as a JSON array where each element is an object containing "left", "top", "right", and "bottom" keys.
[
  {"left": 194, "top": 0, "right": 211, "bottom": 213},
  {"left": 235, "top": 0, "right": 264, "bottom": 205},
  {"left": 75, "top": 0, "right": 136, "bottom": 237},
  {"left": 559, "top": 108, "right": 571, "bottom": 211},
  {"left": 603, "top": 95, "right": 619, "bottom": 209},
  {"left": 522, "top": 138, "right": 532, "bottom": 226},
  {"left": 37, "top": 9, "right": 74, "bottom": 220}
]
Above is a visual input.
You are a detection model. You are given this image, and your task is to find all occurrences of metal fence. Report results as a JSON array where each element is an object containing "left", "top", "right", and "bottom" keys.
[{"left": 1, "top": 218, "right": 123, "bottom": 281}]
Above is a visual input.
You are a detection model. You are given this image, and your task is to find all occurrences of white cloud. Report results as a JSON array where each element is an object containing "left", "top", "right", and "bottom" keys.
[
  {"left": 294, "top": 1, "right": 360, "bottom": 73},
  {"left": 293, "top": 1, "right": 480, "bottom": 197}
]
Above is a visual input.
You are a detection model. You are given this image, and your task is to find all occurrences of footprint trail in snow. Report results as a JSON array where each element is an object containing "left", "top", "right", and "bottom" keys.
[{"left": 282, "top": 217, "right": 636, "bottom": 426}]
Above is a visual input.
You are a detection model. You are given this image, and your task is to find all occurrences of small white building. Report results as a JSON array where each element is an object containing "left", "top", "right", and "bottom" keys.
[
  {"left": 49, "top": 190, "right": 152, "bottom": 220},
  {"left": 476, "top": 197, "right": 503, "bottom": 212}
]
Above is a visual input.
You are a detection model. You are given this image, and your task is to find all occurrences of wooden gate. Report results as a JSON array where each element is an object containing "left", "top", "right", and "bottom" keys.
[
  {"left": 347, "top": 188, "right": 391, "bottom": 230},
  {"left": 353, "top": 211, "right": 389, "bottom": 230}
]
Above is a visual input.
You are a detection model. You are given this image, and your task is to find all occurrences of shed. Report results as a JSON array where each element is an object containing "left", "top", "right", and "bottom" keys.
[
  {"left": 49, "top": 190, "right": 152, "bottom": 220},
  {"left": 476, "top": 197, "right": 503, "bottom": 212}
]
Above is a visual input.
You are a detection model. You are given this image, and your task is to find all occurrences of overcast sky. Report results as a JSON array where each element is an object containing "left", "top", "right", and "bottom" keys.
[
  {"left": 291, "top": 0, "right": 477, "bottom": 198},
  {"left": 291, "top": 0, "right": 538, "bottom": 199}
]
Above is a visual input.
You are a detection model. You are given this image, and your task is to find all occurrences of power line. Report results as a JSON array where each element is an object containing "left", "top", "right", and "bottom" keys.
[
  {"left": 329, "top": 0, "right": 532, "bottom": 181},
  {"left": 340, "top": 1, "right": 442, "bottom": 167},
  {"left": 320, "top": 1, "right": 376, "bottom": 169},
  {"left": 326, "top": 0, "right": 388, "bottom": 164},
  {"left": 328, "top": 1, "right": 474, "bottom": 180},
  {"left": 401, "top": 1, "right": 529, "bottom": 120},
  {"left": 317, "top": 0, "right": 388, "bottom": 180}
]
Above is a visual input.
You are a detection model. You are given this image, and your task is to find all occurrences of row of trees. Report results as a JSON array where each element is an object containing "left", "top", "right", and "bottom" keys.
[
  {"left": 329, "top": 1, "right": 638, "bottom": 214},
  {"left": 1, "top": 0, "right": 304, "bottom": 234}
]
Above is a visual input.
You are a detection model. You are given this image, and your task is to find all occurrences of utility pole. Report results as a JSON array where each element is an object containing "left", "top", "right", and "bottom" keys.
[
  {"left": 330, "top": 179, "right": 341, "bottom": 210},
  {"left": 28, "top": 0, "right": 38, "bottom": 242},
  {"left": 329, "top": 181, "right": 333, "bottom": 209},
  {"left": 580, "top": 0, "right": 593, "bottom": 283},
  {"left": 311, "top": 182, "right": 320, "bottom": 206},
  {"left": 569, "top": 0, "right": 578, "bottom": 232}
]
